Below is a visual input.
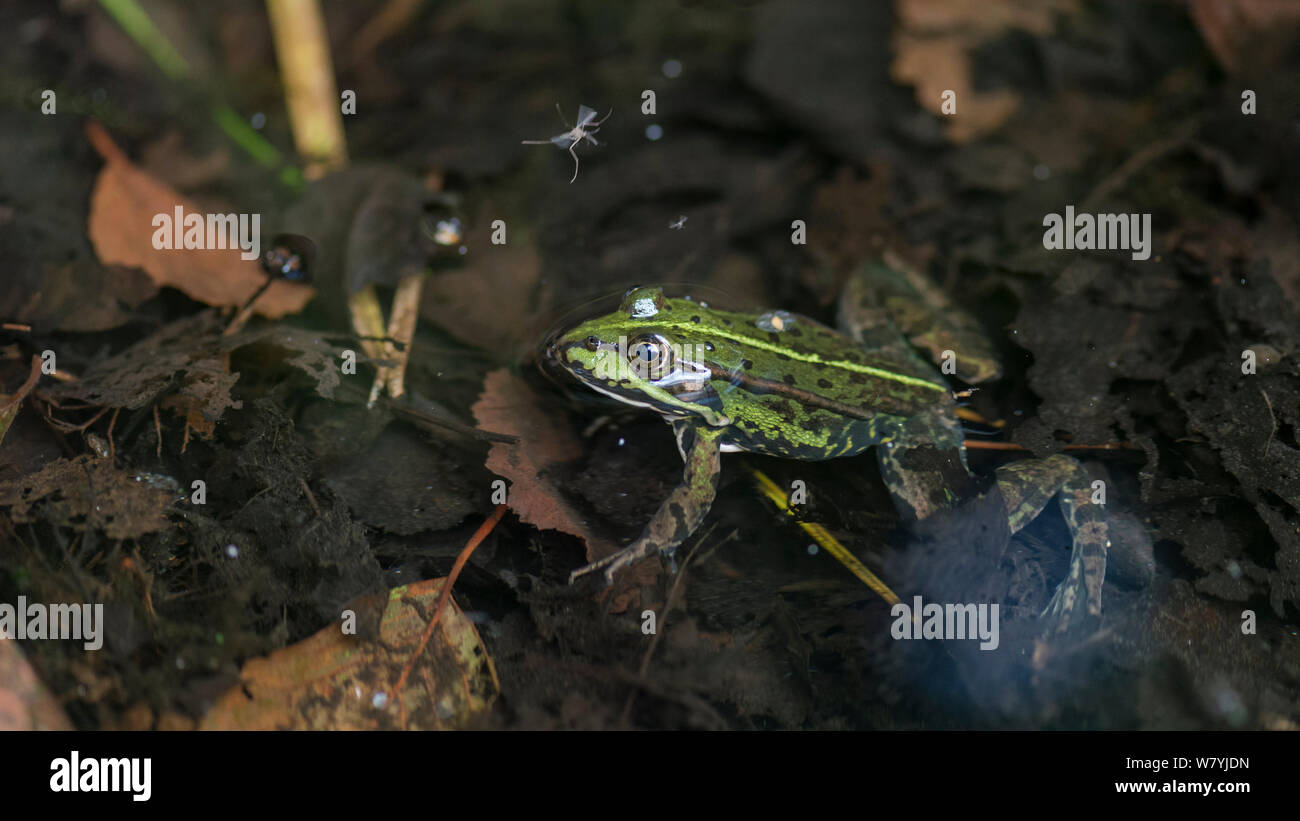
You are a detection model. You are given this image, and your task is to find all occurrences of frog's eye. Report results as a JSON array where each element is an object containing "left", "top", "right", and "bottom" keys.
[
  {"left": 584, "top": 335, "right": 601, "bottom": 352},
  {"left": 627, "top": 335, "right": 674, "bottom": 380}
]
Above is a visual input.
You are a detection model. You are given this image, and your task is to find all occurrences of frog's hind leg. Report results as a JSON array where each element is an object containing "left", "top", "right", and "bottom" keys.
[
  {"left": 874, "top": 415, "right": 973, "bottom": 522},
  {"left": 995, "top": 454, "right": 1108, "bottom": 637}
]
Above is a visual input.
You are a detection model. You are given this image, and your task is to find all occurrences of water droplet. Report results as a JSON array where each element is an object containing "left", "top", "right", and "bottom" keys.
[
  {"left": 806, "top": 544, "right": 818, "bottom": 555},
  {"left": 662, "top": 59, "right": 683, "bottom": 78},
  {"left": 1032, "top": 164, "right": 1050, "bottom": 180},
  {"left": 372, "top": 691, "right": 389, "bottom": 709},
  {"left": 645, "top": 123, "right": 664, "bottom": 141},
  {"left": 250, "top": 112, "right": 266, "bottom": 129}
]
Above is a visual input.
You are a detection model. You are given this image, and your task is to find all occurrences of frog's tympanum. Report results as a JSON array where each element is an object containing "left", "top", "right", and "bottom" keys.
[{"left": 546, "top": 264, "right": 1112, "bottom": 638}]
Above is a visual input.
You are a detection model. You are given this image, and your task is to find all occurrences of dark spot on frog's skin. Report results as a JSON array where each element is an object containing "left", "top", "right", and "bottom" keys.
[
  {"left": 849, "top": 372, "right": 867, "bottom": 384},
  {"left": 742, "top": 359, "right": 754, "bottom": 370},
  {"left": 782, "top": 373, "right": 797, "bottom": 386},
  {"left": 817, "top": 378, "right": 833, "bottom": 389},
  {"left": 844, "top": 351, "right": 862, "bottom": 363},
  {"left": 690, "top": 315, "right": 701, "bottom": 323},
  {"left": 768, "top": 332, "right": 782, "bottom": 344},
  {"left": 722, "top": 319, "right": 732, "bottom": 326},
  {"left": 775, "top": 352, "right": 791, "bottom": 361},
  {"left": 812, "top": 361, "right": 827, "bottom": 370}
]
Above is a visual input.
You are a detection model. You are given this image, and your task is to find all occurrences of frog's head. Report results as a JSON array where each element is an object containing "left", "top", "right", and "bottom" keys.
[{"left": 545, "top": 286, "right": 732, "bottom": 427}]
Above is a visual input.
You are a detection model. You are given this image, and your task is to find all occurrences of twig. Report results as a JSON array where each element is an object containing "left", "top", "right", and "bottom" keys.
[
  {"left": 299, "top": 478, "right": 322, "bottom": 518},
  {"left": 1260, "top": 388, "right": 1277, "bottom": 459},
  {"left": 265, "top": 0, "right": 348, "bottom": 177},
  {"left": 106, "top": 407, "right": 119, "bottom": 462},
  {"left": 45, "top": 404, "right": 111, "bottom": 434},
  {"left": 153, "top": 404, "right": 162, "bottom": 459},
  {"left": 964, "top": 440, "right": 1140, "bottom": 452}
]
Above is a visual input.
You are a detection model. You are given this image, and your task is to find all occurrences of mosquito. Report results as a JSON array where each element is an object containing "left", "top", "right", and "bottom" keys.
[{"left": 522, "top": 103, "right": 612, "bottom": 183}]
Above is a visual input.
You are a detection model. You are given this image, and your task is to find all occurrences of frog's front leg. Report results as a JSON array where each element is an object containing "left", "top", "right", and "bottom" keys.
[
  {"left": 568, "top": 420, "right": 724, "bottom": 586},
  {"left": 994, "top": 454, "right": 1107, "bottom": 636}
]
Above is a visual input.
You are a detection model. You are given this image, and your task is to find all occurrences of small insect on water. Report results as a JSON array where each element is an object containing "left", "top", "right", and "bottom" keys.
[{"left": 522, "top": 103, "right": 612, "bottom": 183}]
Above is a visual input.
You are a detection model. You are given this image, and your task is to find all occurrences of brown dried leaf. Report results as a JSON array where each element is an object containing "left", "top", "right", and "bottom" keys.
[
  {"left": 85, "top": 121, "right": 313, "bottom": 317},
  {"left": 470, "top": 370, "right": 652, "bottom": 611},
  {"left": 200, "top": 578, "right": 498, "bottom": 730},
  {"left": 891, "top": 0, "right": 1077, "bottom": 143},
  {"left": 420, "top": 219, "right": 546, "bottom": 355},
  {"left": 0, "top": 455, "right": 174, "bottom": 540},
  {"left": 1189, "top": 0, "right": 1300, "bottom": 75},
  {"left": 45, "top": 312, "right": 237, "bottom": 416},
  {"left": 0, "top": 355, "right": 40, "bottom": 448},
  {"left": 471, "top": 369, "right": 603, "bottom": 551}
]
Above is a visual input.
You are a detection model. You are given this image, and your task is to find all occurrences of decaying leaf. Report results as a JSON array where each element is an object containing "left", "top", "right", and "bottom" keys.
[
  {"left": 85, "top": 120, "right": 313, "bottom": 317},
  {"left": 891, "top": 0, "right": 1077, "bottom": 143},
  {"left": 0, "top": 455, "right": 176, "bottom": 540},
  {"left": 1189, "top": 0, "right": 1300, "bottom": 75},
  {"left": 200, "top": 578, "right": 498, "bottom": 730},
  {"left": 471, "top": 369, "right": 611, "bottom": 557},
  {"left": 471, "top": 370, "right": 654, "bottom": 610},
  {"left": 45, "top": 312, "right": 241, "bottom": 429},
  {"left": 0, "top": 356, "right": 41, "bottom": 448}
]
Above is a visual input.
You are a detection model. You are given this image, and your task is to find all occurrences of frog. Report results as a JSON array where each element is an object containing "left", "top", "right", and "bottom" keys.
[{"left": 544, "top": 260, "right": 1112, "bottom": 638}]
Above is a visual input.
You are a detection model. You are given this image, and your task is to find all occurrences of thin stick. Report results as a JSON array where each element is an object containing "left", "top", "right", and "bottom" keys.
[
  {"left": 106, "top": 407, "right": 119, "bottom": 462},
  {"left": 964, "top": 440, "right": 1140, "bottom": 452},
  {"left": 153, "top": 404, "right": 162, "bottom": 458},
  {"left": 265, "top": 0, "right": 348, "bottom": 178},
  {"left": 299, "top": 478, "right": 322, "bottom": 518},
  {"left": 382, "top": 274, "right": 424, "bottom": 399},
  {"left": 45, "top": 405, "right": 111, "bottom": 434}
]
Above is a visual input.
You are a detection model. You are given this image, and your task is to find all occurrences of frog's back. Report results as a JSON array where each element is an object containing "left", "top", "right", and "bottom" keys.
[{"left": 687, "top": 307, "right": 954, "bottom": 460}]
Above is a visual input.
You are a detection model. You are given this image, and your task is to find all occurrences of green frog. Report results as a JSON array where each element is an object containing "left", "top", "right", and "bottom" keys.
[{"left": 544, "top": 262, "right": 1109, "bottom": 637}]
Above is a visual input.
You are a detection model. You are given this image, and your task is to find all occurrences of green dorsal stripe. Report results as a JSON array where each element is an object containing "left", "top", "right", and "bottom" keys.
[{"left": 656, "top": 318, "right": 948, "bottom": 394}]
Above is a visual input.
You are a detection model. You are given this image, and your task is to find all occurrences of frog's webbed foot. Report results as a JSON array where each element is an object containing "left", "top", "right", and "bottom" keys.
[
  {"left": 568, "top": 537, "right": 676, "bottom": 586},
  {"left": 994, "top": 454, "right": 1108, "bottom": 638},
  {"left": 568, "top": 421, "right": 722, "bottom": 587}
]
